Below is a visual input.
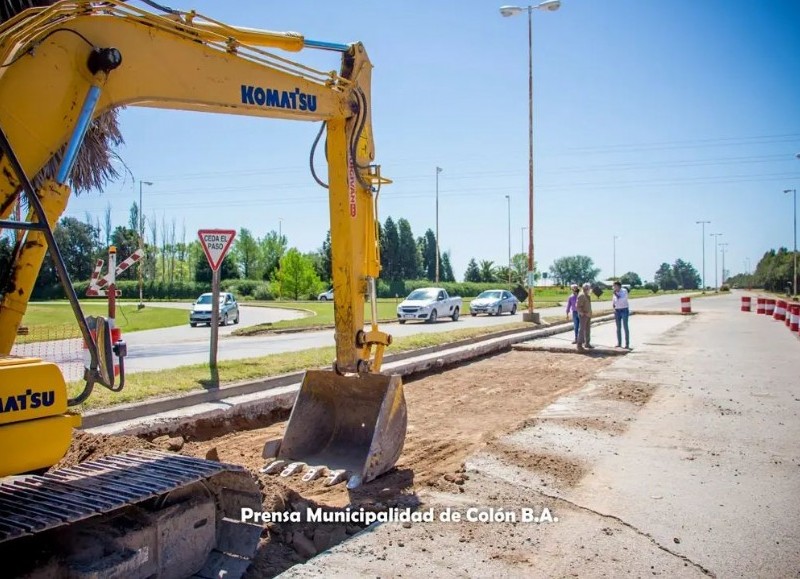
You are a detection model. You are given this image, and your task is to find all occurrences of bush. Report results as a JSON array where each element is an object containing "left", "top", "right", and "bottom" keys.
[
  {"left": 644, "top": 282, "right": 659, "bottom": 294},
  {"left": 253, "top": 285, "right": 273, "bottom": 300},
  {"left": 222, "top": 279, "right": 267, "bottom": 297},
  {"left": 33, "top": 279, "right": 210, "bottom": 300},
  {"left": 720, "top": 284, "right": 730, "bottom": 292}
]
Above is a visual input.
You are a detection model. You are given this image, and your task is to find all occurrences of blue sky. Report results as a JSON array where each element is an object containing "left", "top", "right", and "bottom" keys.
[{"left": 66, "top": 0, "right": 800, "bottom": 286}]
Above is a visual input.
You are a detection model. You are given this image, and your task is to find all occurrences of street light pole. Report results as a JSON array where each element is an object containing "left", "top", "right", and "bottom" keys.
[
  {"left": 500, "top": 0, "right": 560, "bottom": 323},
  {"left": 784, "top": 188, "right": 797, "bottom": 297},
  {"left": 435, "top": 166, "right": 442, "bottom": 283},
  {"left": 505, "top": 195, "right": 512, "bottom": 288},
  {"left": 138, "top": 180, "right": 153, "bottom": 309},
  {"left": 719, "top": 242, "right": 728, "bottom": 286},
  {"left": 710, "top": 233, "right": 723, "bottom": 291},
  {"left": 696, "top": 220, "right": 710, "bottom": 290}
]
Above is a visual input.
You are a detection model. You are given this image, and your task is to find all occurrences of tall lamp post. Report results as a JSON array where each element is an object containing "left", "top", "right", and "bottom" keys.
[
  {"left": 435, "top": 166, "right": 442, "bottom": 283},
  {"left": 505, "top": 195, "right": 512, "bottom": 288},
  {"left": 719, "top": 242, "right": 728, "bottom": 286},
  {"left": 613, "top": 235, "right": 619, "bottom": 280},
  {"left": 500, "top": 0, "right": 560, "bottom": 323},
  {"left": 784, "top": 187, "right": 797, "bottom": 297},
  {"left": 696, "top": 220, "right": 710, "bottom": 290},
  {"left": 710, "top": 233, "right": 723, "bottom": 291},
  {"left": 138, "top": 180, "right": 153, "bottom": 309}
]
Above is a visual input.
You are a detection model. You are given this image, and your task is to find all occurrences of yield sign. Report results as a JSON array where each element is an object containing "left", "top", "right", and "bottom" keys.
[{"left": 198, "top": 229, "right": 236, "bottom": 271}]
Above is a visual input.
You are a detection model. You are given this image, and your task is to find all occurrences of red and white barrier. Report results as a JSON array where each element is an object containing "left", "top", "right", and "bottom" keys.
[
  {"left": 741, "top": 296, "right": 752, "bottom": 312},
  {"left": 756, "top": 298, "right": 765, "bottom": 314},
  {"left": 774, "top": 300, "right": 786, "bottom": 321},
  {"left": 681, "top": 296, "right": 691, "bottom": 314},
  {"left": 790, "top": 304, "right": 799, "bottom": 334},
  {"left": 765, "top": 299, "right": 776, "bottom": 316}
]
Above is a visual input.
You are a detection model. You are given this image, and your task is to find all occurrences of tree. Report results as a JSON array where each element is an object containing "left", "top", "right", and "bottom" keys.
[
  {"left": 464, "top": 258, "right": 481, "bottom": 282},
  {"left": 194, "top": 252, "right": 240, "bottom": 283},
  {"left": 754, "top": 248, "right": 794, "bottom": 292},
  {"left": 110, "top": 226, "right": 140, "bottom": 278},
  {"left": 654, "top": 262, "right": 677, "bottom": 290},
  {"left": 233, "top": 228, "right": 261, "bottom": 279},
  {"left": 672, "top": 259, "right": 701, "bottom": 290},
  {"left": 420, "top": 229, "right": 438, "bottom": 281},
  {"left": 320, "top": 230, "right": 332, "bottom": 283},
  {"left": 0, "top": 235, "right": 14, "bottom": 297},
  {"left": 440, "top": 251, "right": 455, "bottom": 282},
  {"left": 496, "top": 266, "right": 513, "bottom": 286},
  {"left": 479, "top": 260, "right": 496, "bottom": 283},
  {"left": 397, "top": 218, "right": 420, "bottom": 280},
  {"left": 619, "top": 271, "right": 642, "bottom": 288},
  {"left": 259, "top": 230, "right": 287, "bottom": 281},
  {"left": 380, "top": 218, "right": 400, "bottom": 280},
  {"left": 511, "top": 253, "right": 528, "bottom": 285},
  {"left": 549, "top": 255, "right": 600, "bottom": 286},
  {"left": 273, "top": 248, "right": 321, "bottom": 300}
]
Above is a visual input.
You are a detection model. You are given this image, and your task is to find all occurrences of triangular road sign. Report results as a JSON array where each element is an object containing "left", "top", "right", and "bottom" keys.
[{"left": 198, "top": 229, "right": 236, "bottom": 271}]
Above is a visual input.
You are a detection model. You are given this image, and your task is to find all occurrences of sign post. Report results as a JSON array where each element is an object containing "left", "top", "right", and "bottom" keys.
[{"left": 198, "top": 229, "right": 236, "bottom": 369}]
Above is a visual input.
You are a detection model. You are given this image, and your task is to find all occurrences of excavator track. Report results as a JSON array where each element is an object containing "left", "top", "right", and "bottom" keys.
[{"left": 0, "top": 450, "right": 263, "bottom": 578}]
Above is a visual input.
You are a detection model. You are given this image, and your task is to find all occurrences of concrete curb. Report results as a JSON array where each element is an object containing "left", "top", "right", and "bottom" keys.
[{"left": 86, "top": 315, "right": 616, "bottom": 436}]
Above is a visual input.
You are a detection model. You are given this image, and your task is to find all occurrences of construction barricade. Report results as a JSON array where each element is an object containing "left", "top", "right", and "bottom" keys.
[
  {"left": 774, "top": 300, "right": 786, "bottom": 321},
  {"left": 765, "top": 299, "right": 776, "bottom": 316},
  {"left": 756, "top": 298, "right": 765, "bottom": 314},
  {"left": 681, "top": 296, "right": 691, "bottom": 314},
  {"left": 741, "top": 296, "right": 751, "bottom": 312}
]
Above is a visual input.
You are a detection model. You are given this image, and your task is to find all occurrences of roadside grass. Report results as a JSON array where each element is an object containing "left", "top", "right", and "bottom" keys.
[
  {"left": 68, "top": 321, "right": 535, "bottom": 411},
  {"left": 17, "top": 302, "right": 188, "bottom": 344}
]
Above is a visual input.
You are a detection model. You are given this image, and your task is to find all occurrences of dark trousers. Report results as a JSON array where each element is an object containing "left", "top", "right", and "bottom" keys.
[{"left": 572, "top": 310, "right": 580, "bottom": 339}]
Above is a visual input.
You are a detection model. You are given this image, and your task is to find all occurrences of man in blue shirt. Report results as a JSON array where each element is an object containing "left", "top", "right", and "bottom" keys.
[{"left": 612, "top": 281, "right": 630, "bottom": 349}]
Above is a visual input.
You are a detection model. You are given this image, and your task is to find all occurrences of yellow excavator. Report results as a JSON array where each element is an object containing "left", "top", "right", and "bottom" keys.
[{"left": 0, "top": 1, "right": 406, "bottom": 576}]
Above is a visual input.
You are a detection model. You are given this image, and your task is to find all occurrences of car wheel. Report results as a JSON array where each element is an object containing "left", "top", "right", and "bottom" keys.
[
  {"left": 190, "top": 322, "right": 197, "bottom": 327},
  {"left": 470, "top": 312, "right": 477, "bottom": 317},
  {"left": 427, "top": 309, "right": 438, "bottom": 323},
  {"left": 511, "top": 304, "right": 517, "bottom": 315},
  {"left": 221, "top": 313, "right": 228, "bottom": 326},
  {"left": 399, "top": 320, "right": 406, "bottom": 324},
  {"left": 451, "top": 307, "right": 460, "bottom": 321},
  {"left": 320, "top": 296, "right": 327, "bottom": 301},
  {"left": 234, "top": 312, "right": 240, "bottom": 324}
]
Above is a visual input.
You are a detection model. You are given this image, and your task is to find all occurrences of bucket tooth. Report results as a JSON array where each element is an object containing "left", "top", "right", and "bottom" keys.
[
  {"left": 260, "top": 460, "right": 286, "bottom": 474},
  {"left": 302, "top": 466, "right": 327, "bottom": 482},
  {"left": 325, "top": 469, "right": 349, "bottom": 486},
  {"left": 346, "top": 474, "right": 363, "bottom": 490},
  {"left": 277, "top": 370, "right": 407, "bottom": 485},
  {"left": 280, "top": 462, "right": 305, "bottom": 477}
]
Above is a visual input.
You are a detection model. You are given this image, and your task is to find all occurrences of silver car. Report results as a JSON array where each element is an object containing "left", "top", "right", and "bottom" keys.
[
  {"left": 469, "top": 289, "right": 518, "bottom": 316},
  {"left": 190, "top": 292, "right": 240, "bottom": 326}
]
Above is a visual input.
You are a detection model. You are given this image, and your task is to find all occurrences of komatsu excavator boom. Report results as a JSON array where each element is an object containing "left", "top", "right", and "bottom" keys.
[{"left": 0, "top": 1, "right": 406, "bottom": 576}]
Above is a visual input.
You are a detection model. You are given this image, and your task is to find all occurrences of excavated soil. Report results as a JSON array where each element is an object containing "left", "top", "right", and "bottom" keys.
[{"left": 59, "top": 350, "right": 612, "bottom": 577}]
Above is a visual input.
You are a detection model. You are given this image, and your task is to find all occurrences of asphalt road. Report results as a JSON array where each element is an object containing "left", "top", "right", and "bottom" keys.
[
  {"left": 119, "top": 291, "right": 697, "bottom": 373},
  {"left": 14, "top": 292, "right": 698, "bottom": 377}
]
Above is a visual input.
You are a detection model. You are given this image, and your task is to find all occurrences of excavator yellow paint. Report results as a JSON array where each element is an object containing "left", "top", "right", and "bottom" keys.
[
  {"left": 0, "top": 0, "right": 405, "bottom": 495},
  {"left": 0, "top": 356, "right": 80, "bottom": 476}
]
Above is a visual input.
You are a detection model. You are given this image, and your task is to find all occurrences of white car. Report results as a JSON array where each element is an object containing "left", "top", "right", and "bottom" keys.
[
  {"left": 317, "top": 288, "right": 334, "bottom": 301},
  {"left": 469, "top": 290, "right": 518, "bottom": 316},
  {"left": 396, "top": 287, "right": 462, "bottom": 323}
]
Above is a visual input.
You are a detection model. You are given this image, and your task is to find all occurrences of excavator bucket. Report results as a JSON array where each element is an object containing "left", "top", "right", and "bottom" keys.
[{"left": 276, "top": 369, "right": 407, "bottom": 487}]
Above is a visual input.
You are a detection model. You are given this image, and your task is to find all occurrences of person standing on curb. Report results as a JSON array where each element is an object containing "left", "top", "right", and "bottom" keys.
[
  {"left": 612, "top": 281, "right": 630, "bottom": 349},
  {"left": 566, "top": 284, "right": 580, "bottom": 344},
  {"left": 576, "top": 282, "right": 594, "bottom": 351}
]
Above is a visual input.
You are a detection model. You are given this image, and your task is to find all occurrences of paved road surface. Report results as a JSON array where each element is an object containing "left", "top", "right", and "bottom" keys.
[
  {"left": 284, "top": 292, "right": 800, "bottom": 577},
  {"left": 16, "top": 292, "right": 700, "bottom": 376}
]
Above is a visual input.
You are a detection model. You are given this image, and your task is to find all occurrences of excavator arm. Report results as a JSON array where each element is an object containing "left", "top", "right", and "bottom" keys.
[
  {"left": 0, "top": 4, "right": 405, "bottom": 564},
  {"left": 0, "top": 0, "right": 388, "bottom": 372}
]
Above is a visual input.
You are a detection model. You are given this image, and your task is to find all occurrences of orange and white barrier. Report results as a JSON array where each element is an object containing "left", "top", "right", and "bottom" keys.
[
  {"left": 790, "top": 304, "right": 799, "bottom": 333},
  {"left": 765, "top": 299, "right": 776, "bottom": 316},
  {"left": 681, "top": 296, "right": 691, "bottom": 314},
  {"left": 741, "top": 296, "right": 751, "bottom": 312},
  {"left": 756, "top": 298, "right": 766, "bottom": 314}
]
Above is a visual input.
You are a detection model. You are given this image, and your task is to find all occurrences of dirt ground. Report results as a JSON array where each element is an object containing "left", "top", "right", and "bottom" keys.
[{"left": 59, "top": 349, "right": 613, "bottom": 577}]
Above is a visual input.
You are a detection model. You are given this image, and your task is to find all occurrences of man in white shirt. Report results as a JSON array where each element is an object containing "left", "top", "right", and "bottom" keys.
[{"left": 612, "top": 281, "right": 630, "bottom": 349}]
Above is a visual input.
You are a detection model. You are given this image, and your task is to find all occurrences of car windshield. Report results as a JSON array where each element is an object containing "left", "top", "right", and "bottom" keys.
[
  {"left": 407, "top": 289, "right": 437, "bottom": 301},
  {"left": 477, "top": 291, "right": 503, "bottom": 299},
  {"left": 196, "top": 295, "right": 224, "bottom": 304}
]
